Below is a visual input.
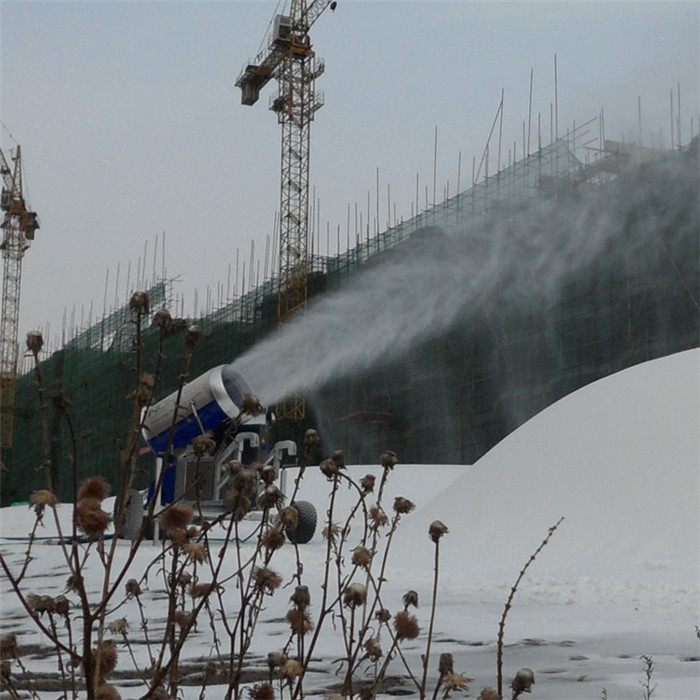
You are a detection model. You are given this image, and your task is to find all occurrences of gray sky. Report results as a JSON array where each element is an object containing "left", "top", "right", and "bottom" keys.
[{"left": 1, "top": 0, "right": 698, "bottom": 358}]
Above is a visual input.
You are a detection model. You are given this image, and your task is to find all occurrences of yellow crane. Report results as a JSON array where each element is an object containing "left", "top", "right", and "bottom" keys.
[
  {"left": 236, "top": 0, "right": 336, "bottom": 422},
  {"left": 0, "top": 145, "right": 39, "bottom": 453}
]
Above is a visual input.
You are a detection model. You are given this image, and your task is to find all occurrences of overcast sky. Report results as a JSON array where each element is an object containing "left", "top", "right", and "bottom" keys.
[{"left": 1, "top": 0, "right": 698, "bottom": 357}]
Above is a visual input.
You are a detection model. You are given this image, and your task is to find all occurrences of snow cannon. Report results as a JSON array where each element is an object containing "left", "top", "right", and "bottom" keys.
[{"left": 141, "top": 364, "right": 263, "bottom": 454}]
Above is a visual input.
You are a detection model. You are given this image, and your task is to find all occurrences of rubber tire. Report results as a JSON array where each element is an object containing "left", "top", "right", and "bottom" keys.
[
  {"left": 113, "top": 489, "right": 144, "bottom": 540},
  {"left": 285, "top": 500, "right": 317, "bottom": 544}
]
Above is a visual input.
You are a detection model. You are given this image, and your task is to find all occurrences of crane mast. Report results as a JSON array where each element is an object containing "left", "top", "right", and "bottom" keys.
[
  {"left": 236, "top": 0, "right": 333, "bottom": 422},
  {"left": 0, "top": 145, "right": 39, "bottom": 453}
]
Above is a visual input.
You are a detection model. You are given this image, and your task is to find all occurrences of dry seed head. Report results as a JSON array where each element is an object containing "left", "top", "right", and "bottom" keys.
[
  {"left": 192, "top": 435, "right": 216, "bottom": 456},
  {"left": 230, "top": 492, "right": 253, "bottom": 521},
  {"left": 393, "top": 610, "right": 420, "bottom": 640},
  {"left": 240, "top": 393, "right": 264, "bottom": 416},
  {"left": 232, "top": 467, "right": 257, "bottom": 492},
  {"left": 190, "top": 582, "right": 216, "bottom": 599},
  {"left": 125, "top": 579, "right": 142, "bottom": 597},
  {"left": 0, "top": 660, "right": 10, "bottom": 683},
  {"left": 319, "top": 458, "right": 339, "bottom": 479},
  {"left": 375, "top": 607, "right": 391, "bottom": 623},
  {"left": 226, "top": 459, "right": 244, "bottom": 475},
  {"left": 34, "top": 595, "right": 55, "bottom": 614},
  {"left": 248, "top": 682, "right": 275, "bottom": 700},
  {"left": 96, "top": 640, "right": 118, "bottom": 677},
  {"left": 380, "top": 451, "right": 397, "bottom": 469},
  {"left": 185, "top": 324, "right": 201, "bottom": 349},
  {"left": 53, "top": 595, "right": 70, "bottom": 617},
  {"left": 322, "top": 522, "right": 341, "bottom": 543},
  {"left": 393, "top": 496, "right": 415, "bottom": 515},
  {"left": 351, "top": 545, "right": 372, "bottom": 569},
  {"left": 511, "top": 668, "right": 535, "bottom": 696},
  {"left": 445, "top": 673, "right": 472, "bottom": 693},
  {"left": 25, "top": 330, "right": 43, "bottom": 354},
  {"left": 30, "top": 489, "right": 57, "bottom": 515},
  {"left": 343, "top": 582, "right": 367, "bottom": 609},
  {"left": 108, "top": 618, "right": 129, "bottom": 635},
  {"left": 252, "top": 567, "right": 282, "bottom": 595},
  {"left": 290, "top": 584, "right": 311, "bottom": 609},
  {"left": 262, "top": 527, "right": 286, "bottom": 551},
  {"left": 174, "top": 609, "right": 194, "bottom": 630},
  {"left": 0, "top": 634, "right": 17, "bottom": 660},
  {"left": 152, "top": 308, "right": 172, "bottom": 330},
  {"left": 478, "top": 688, "right": 499, "bottom": 700},
  {"left": 331, "top": 450, "right": 346, "bottom": 468},
  {"left": 159, "top": 503, "right": 194, "bottom": 534},
  {"left": 364, "top": 637, "right": 383, "bottom": 662},
  {"left": 78, "top": 476, "right": 111, "bottom": 502},
  {"left": 429, "top": 519, "right": 449, "bottom": 543},
  {"left": 281, "top": 659, "right": 302, "bottom": 680},
  {"left": 26, "top": 594, "right": 51, "bottom": 615},
  {"left": 183, "top": 542, "right": 206, "bottom": 563},
  {"left": 267, "top": 651, "right": 287, "bottom": 672},
  {"left": 129, "top": 291, "right": 149, "bottom": 314},
  {"left": 360, "top": 473, "right": 376, "bottom": 493},
  {"left": 369, "top": 505, "right": 388, "bottom": 528},
  {"left": 260, "top": 464, "right": 276, "bottom": 485},
  {"left": 171, "top": 528, "right": 188, "bottom": 546},
  {"left": 438, "top": 652, "right": 454, "bottom": 675},
  {"left": 176, "top": 571, "right": 192, "bottom": 588},
  {"left": 258, "top": 485, "right": 285, "bottom": 510},
  {"left": 402, "top": 590, "right": 419, "bottom": 609},
  {"left": 76, "top": 499, "right": 112, "bottom": 538},
  {"left": 279, "top": 506, "right": 298, "bottom": 529},
  {"left": 303, "top": 428, "right": 319, "bottom": 448},
  {"left": 158, "top": 503, "right": 194, "bottom": 536},
  {"left": 286, "top": 608, "right": 313, "bottom": 635}
]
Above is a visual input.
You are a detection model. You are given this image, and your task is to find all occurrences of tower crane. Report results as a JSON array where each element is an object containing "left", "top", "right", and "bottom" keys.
[
  {"left": 236, "top": 0, "right": 336, "bottom": 422},
  {"left": 0, "top": 145, "right": 39, "bottom": 453}
]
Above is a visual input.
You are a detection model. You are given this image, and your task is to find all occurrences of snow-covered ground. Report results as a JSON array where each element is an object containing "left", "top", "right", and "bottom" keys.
[{"left": 1, "top": 348, "right": 698, "bottom": 699}]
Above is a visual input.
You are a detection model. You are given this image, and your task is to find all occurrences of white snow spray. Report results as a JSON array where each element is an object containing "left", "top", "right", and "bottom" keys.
[{"left": 231, "top": 149, "right": 697, "bottom": 408}]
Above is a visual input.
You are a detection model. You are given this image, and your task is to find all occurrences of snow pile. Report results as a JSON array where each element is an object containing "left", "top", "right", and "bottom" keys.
[{"left": 390, "top": 348, "right": 699, "bottom": 607}]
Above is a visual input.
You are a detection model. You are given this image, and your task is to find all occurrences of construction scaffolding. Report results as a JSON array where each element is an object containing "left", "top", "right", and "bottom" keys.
[{"left": 2, "top": 126, "right": 697, "bottom": 505}]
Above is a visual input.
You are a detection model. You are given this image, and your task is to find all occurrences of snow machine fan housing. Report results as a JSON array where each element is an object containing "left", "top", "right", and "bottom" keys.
[{"left": 141, "top": 364, "right": 264, "bottom": 455}]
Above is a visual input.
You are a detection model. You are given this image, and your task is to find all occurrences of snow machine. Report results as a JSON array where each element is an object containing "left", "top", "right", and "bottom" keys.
[{"left": 114, "top": 364, "right": 317, "bottom": 544}]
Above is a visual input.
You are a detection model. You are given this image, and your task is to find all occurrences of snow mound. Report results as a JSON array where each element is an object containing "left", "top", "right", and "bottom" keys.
[{"left": 392, "top": 348, "right": 699, "bottom": 602}]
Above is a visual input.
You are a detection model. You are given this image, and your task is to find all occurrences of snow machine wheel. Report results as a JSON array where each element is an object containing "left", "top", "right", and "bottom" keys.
[
  {"left": 113, "top": 489, "right": 144, "bottom": 540},
  {"left": 285, "top": 500, "right": 317, "bottom": 544}
]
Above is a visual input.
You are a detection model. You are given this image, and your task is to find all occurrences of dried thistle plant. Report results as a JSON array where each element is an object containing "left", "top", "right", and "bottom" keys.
[
  {"left": 497, "top": 517, "right": 564, "bottom": 699},
  {"left": 393, "top": 610, "right": 420, "bottom": 640}
]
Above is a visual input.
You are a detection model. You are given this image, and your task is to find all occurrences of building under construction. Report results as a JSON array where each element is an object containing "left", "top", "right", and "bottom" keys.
[{"left": 1, "top": 125, "right": 698, "bottom": 506}]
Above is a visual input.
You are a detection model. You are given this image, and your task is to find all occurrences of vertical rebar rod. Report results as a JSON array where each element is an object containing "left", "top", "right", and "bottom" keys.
[
  {"left": 669, "top": 90, "right": 674, "bottom": 150},
  {"left": 527, "top": 68, "right": 534, "bottom": 155},
  {"left": 677, "top": 83, "right": 682, "bottom": 147},
  {"left": 433, "top": 125, "right": 438, "bottom": 206},
  {"left": 554, "top": 54, "right": 559, "bottom": 141},
  {"left": 497, "top": 89, "right": 504, "bottom": 172}
]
